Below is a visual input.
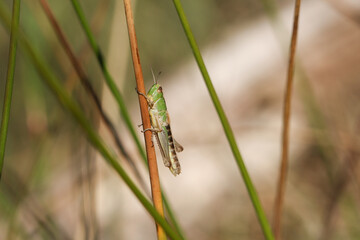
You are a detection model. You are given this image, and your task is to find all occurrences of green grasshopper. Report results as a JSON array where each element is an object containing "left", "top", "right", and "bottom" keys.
[{"left": 137, "top": 73, "right": 183, "bottom": 176}]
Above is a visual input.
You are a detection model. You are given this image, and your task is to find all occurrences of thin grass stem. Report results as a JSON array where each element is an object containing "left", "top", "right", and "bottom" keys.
[
  {"left": 0, "top": 0, "right": 21, "bottom": 180},
  {"left": 259, "top": 0, "right": 336, "bottom": 181},
  {"left": 273, "top": 1, "right": 301, "bottom": 239},
  {"left": 171, "top": 0, "right": 274, "bottom": 239}
]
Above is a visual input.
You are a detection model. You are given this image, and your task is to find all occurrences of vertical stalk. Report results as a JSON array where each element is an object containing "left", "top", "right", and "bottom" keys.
[
  {"left": 273, "top": 0, "right": 301, "bottom": 239},
  {"left": 123, "top": 0, "right": 166, "bottom": 239},
  {"left": 0, "top": 0, "right": 21, "bottom": 179}
]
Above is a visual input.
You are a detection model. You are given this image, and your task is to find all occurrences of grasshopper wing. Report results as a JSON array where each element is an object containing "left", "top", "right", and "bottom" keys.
[{"left": 154, "top": 129, "right": 171, "bottom": 168}]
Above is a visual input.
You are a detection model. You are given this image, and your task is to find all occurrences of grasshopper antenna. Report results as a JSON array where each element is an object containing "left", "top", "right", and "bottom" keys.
[
  {"left": 150, "top": 68, "right": 162, "bottom": 84},
  {"left": 150, "top": 68, "right": 157, "bottom": 84}
]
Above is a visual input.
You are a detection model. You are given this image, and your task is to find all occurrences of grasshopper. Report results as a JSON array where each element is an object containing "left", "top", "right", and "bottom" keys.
[{"left": 137, "top": 72, "right": 183, "bottom": 176}]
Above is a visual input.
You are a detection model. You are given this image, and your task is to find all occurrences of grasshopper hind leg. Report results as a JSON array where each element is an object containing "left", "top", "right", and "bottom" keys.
[{"left": 141, "top": 128, "right": 162, "bottom": 134}]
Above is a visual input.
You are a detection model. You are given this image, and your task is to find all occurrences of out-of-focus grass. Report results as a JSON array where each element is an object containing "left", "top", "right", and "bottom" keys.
[{"left": 0, "top": 0, "right": 20, "bottom": 178}]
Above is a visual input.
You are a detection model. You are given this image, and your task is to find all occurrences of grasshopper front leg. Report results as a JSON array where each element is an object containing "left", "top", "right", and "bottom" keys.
[{"left": 135, "top": 88, "right": 153, "bottom": 108}]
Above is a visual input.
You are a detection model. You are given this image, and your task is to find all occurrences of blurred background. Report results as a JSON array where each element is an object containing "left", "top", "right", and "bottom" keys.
[{"left": 0, "top": 0, "right": 360, "bottom": 239}]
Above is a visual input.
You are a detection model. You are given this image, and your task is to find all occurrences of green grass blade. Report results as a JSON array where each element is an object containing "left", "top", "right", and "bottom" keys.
[
  {"left": 171, "top": 1, "right": 275, "bottom": 239},
  {"left": 0, "top": 4, "right": 182, "bottom": 239},
  {"left": 69, "top": 1, "right": 185, "bottom": 238},
  {"left": 0, "top": 0, "right": 21, "bottom": 180}
]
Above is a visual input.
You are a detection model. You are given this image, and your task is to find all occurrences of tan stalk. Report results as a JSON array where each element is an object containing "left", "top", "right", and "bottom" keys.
[
  {"left": 123, "top": 0, "right": 166, "bottom": 239},
  {"left": 273, "top": 0, "right": 301, "bottom": 239}
]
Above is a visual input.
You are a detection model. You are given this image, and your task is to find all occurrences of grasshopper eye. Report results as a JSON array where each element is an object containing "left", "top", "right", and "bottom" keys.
[{"left": 158, "top": 86, "right": 162, "bottom": 93}]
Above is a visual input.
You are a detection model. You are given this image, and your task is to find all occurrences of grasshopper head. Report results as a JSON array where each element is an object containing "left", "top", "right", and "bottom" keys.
[{"left": 147, "top": 83, "right": 163, "bottom": 101}]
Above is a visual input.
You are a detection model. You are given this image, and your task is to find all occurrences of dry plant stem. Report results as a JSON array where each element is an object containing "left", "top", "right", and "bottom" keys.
[
  {"left": 261, "top": 0, "right": 336, "bottom": 181},
  {"left": 123, "top": 0, "right": 166, "bottom": 239},
  {"left": 39, "top": 0, "right": 148, "bottom": 193},
  {"left": 273, "top": 0, "right": 301, "bottom": 239}
]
